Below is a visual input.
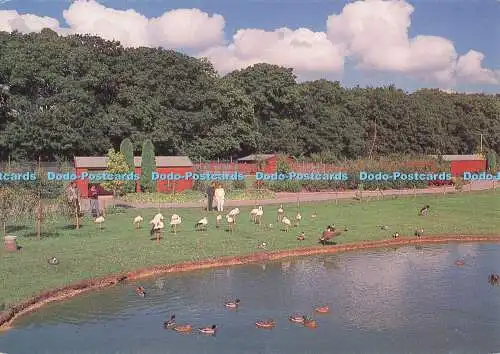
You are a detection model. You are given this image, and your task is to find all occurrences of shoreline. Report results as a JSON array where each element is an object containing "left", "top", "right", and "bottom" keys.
[{"left": 1, "top": 235, "right": 500, "bottom": 332}]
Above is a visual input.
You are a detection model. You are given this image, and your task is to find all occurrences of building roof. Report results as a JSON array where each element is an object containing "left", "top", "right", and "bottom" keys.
[
  {"left": 74, "top": 156, "right": 193, "bottom": 168},
  {"left": 237, "top": 154, "right": 276, "bottom": 162},
  {"left": 429, "top": 154, "right": 485, "bottom": 161}
]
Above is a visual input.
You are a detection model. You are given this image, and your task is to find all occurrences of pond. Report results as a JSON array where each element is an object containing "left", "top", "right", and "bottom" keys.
[{"left": 1, "top": 243, "right": 499, "bottom": 354}]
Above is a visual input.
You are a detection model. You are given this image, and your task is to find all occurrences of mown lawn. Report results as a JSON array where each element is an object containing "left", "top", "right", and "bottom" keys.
[{"left": 0, "top": 191, "right": 498, "bottom": 308}]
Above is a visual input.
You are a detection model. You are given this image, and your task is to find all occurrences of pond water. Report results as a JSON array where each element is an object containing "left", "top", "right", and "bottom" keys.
[{"left": 1, "top": 243, "right": 500, "bottom": 354}]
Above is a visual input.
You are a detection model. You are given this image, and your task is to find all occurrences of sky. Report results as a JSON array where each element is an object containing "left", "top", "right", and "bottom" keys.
[{"left": 0, "top": 0, "right": 499, "bottom": 93}]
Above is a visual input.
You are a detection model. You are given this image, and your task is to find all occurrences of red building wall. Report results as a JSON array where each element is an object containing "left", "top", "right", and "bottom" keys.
[
  {"left": 450, "top": 160, "right": 487, "bottom": 177},
  {"left": 75, "top": 165, "right": 194, "bottom": 196},
  {"left": 75, "top": 167, "right": 88, "bottom": 198},
  {"left": 155, "top": 166, "right": 194, "bottom": 192}
]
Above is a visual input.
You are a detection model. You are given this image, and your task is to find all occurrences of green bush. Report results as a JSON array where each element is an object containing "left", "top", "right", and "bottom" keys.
[
  {"left": 232, "top": 179, "right": 246, "bottom": 190},
  {"left": 140, "top": 139, "right": 156, "bottom": 192}
]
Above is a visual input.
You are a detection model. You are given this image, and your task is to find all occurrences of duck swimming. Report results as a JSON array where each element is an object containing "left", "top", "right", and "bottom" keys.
[
  {"left": 303, "top": 316, "right": 318, "bottom": 328},
  {"left": 199, "top": 324, "right": 217, "bottom": 335},
  {"left": 136, "top": 286, "right": 146, "bottom": 297},
  {"left": 164, "top": 314, "right": 176, "bottom": 329},
  {"left": 314, "top": 306, "right": 329, "bottom": 314},
  {"left": 225, "top": 299, "right": 240, "bottom": 308},
  {"left": 289, "top": 314, "right": 305, "bottom": 324},
  {"left": 489, "top": 273, "right": 499, "bottom": 284},
  {"left": 256, "top": 320, "right": 276, "bottom": 329},
  {"left": 173, "top": 324, "right": 192, "bottom": 333},
  {"left": 455, "top": 259, "right": 465, "bottom": 266}
]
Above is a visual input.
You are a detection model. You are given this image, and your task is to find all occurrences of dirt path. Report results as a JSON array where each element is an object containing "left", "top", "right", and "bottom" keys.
[{"left": 117, "top": 180, "right": 497, "bottom": 209}]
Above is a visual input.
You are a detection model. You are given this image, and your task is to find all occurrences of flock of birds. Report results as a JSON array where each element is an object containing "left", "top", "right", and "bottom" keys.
[
  {"left": 126, "top": 203, "right": 306, "bottom": 237},
  {"left": 133, "top": 287, "right": 330, "bottom": 334}
]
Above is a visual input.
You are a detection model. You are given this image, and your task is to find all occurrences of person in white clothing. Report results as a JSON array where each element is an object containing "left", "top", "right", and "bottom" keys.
[{"left": 214, "top": 183, "right": 225, "bottom": 212}]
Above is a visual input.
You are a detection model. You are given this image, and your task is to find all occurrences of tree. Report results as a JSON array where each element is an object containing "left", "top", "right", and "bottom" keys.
[
  {"left": 0, "top": 186, "right": 31, "bottom": 237},
  {"left": 140, "top": 139, "right": 156, "bottom": 192},
  {"left": 120, "top": 138, "right": 135, "bottom": 193},
  {"left": 101, "top": 148, "right": 130, "bottom": 206},
  {"left": 487, "top": 150, "right": 497, "bottom": 173}
]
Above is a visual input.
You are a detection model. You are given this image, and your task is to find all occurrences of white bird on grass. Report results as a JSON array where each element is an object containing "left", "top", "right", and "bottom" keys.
[
  {"left": 216, "top": 214, "right": 222, "bottom": 228},
  {"left": 170, "top": 214, "right": 182, "bottom": 234},
  {"left": 281, "top": 216, "right": 291, "bottom": 232},
  {"left": 195, "top": 217, "right": 208, "bottom": 231},
  {"left": 94, "top": 215, "right": 105, "bottom": 230},
  {"left": 228, "top": 208, "right": 240, "bottom": 223},
  {"left": 295, "top": 212, "right": 302, "bottom": 226},
  {"left": 255, "top": 206, "right": 264, "bottom": 225},
  {"left": 226, "top": 214, "right": 235, "bottom": 232},
  {"left": 250, "top": 206, "right": 259, "bottom": 222},
  {"left": 133, "top": 215, "right": 144, "bottom": 229},
  {"left": 277, "top": 204, "right": 284, "bottom": 222}
]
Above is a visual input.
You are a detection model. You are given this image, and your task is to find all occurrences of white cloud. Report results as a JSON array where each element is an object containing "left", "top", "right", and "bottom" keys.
[
  {"left": 0, "top": 0, "right": 224, "bottom": 49},
  {"left": 455, "top": 50, "right": 499, "bottom": 84},
  {"left": 0, "top": 10, "right": 60, "bottom": 33},
  {"left": 200, "top": 27, "right": 345, "bottom": 75},
  {"left": 0, "top": 0, "right": 497, "bottom": 86},
  {"left": 326, "top": 0, "right": 459, "bottom": 84}
]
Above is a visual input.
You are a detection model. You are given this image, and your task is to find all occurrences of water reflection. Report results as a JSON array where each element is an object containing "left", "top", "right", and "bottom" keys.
[{"left": 2, "top": 244, "right": 499, "bottom": 354}]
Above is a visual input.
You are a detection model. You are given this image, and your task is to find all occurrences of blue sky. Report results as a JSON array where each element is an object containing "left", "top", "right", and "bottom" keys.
[{"left": 1, "top": 0, "right": 499, "bottom": 92}]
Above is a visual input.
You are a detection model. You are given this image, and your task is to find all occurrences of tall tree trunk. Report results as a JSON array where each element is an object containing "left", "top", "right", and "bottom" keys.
[{"left": 75, "top": 204, "right": 80, "bottom": 229}]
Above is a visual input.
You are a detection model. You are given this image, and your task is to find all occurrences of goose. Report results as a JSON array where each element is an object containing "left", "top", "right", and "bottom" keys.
[
  {"left": 255, "top": 206, "right": 264, "bottom": 224},
  {"left": 277, "top": 204, "right": 284, "bottom": 222},
  {"left": 216, "top": 214, "right": 222, "bottom": 228},
  {"left": 195, "top": 217, "right": 208, "bottom": 231},
  {"left": 281, "top": 216, "right": 291, "bottom": 232},
  {"left": 419, "top": 205, "right": 430, "bottom": 216},
  {"left": 297, "top": 232, "right": 305, "bottom": 240},
  {"left": 226, "top": 214, "right": 235, "bottom": 232},
  {"left": 95, "top": 215, "right": 105, "bottom": 230},
  {"left": 392, "top": 232, "right": 400, "bottom": 239},
  {"left": 133, "top": 215, "right": 143, "bottom": 229},
  {"left": 415, "top": 228, "right": 424, "bottom": 237},
  {"left": 170, "top": 214, "right": 181, "bottom": 234}
]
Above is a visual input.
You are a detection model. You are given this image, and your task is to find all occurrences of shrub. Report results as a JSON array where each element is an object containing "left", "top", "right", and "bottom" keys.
[
  {"left": 120, "top": 138, "right": 135, "bottom": 193},
  {"left": 232, "top": 179, "right": 246, "bottom": 190},
  {"left": 140, "top": 139, "right": 156, "bottom": 192}
]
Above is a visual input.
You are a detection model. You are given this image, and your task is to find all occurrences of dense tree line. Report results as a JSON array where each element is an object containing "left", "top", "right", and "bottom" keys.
[{"left": 0, "top": 29, "right": 498, "bottom": 162}]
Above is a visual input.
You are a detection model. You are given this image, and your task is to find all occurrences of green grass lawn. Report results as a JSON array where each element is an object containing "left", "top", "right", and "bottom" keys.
[{"left": 0, "top": 191, "right": 499, "bottom": 308}]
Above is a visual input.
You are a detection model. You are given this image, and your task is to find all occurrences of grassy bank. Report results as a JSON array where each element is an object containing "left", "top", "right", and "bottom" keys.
[{"left": 0, "top": 191, "right": 499, "bottom": 308}]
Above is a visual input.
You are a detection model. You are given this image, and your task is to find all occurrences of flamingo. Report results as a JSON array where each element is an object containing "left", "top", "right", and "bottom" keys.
[
  {"left": 195, "top": 217, "right": 208, "bottom": 231},
  {"left": 133, "top": 215, "right": 143, "bottom": 229},
  {"left": 170, "top": 214, "right": 181, "bottom": 234}
]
